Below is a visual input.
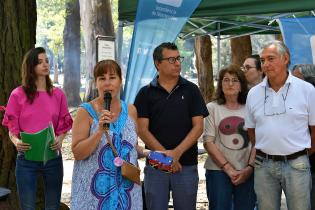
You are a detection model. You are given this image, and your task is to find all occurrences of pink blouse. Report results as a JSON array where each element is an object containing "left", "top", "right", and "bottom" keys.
[{"left": 2, "top": 86, "right": 73, "bottom": 137}]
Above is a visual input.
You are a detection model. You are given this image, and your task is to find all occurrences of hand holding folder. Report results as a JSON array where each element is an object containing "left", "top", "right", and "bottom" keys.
[{"left": 20, "top": 124, "right": 58, "bottom": 163}]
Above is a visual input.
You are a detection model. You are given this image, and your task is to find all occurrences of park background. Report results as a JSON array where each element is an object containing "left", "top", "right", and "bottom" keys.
[{"left": 1, "top": 0, "right": 315, "bottom": 209}]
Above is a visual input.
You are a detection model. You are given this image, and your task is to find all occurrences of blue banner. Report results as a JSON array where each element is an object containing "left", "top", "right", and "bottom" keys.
[
  {"left": 278, "top": 17, "right": 315, "bottom": 69},
  {"left": 123, "top": 0, "right": 201, "bottom": 103}
]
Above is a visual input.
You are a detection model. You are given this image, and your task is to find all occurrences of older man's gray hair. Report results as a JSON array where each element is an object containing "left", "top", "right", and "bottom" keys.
[
  {"left": 293, "top": 64, "right": 315, "bottom": 77},
  {"left": 260, "top": 40, "right": 291, "bottom": 67}
]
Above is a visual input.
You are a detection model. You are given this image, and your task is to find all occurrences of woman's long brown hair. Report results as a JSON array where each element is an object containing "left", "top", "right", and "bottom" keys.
[{"left": 21, "top": 47, "right": 53, "bottom": 103}]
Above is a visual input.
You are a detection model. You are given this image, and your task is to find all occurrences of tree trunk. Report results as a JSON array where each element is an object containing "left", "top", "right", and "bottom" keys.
[
  {"left": 0, "top": 1, "right": 37, "bottom": 209},
  {"left": 275, "top": 34, "right": 283, "bottom": 41},
  {"left": 194, "top": 36, "right": 214, "bottom": 103},
  {"left": 230, "top": 36, "right": 252, "bottom": 66},
  {"left": 54, "top": 63, "right": 59, "bottom": 84},
  {"left": 63, "top": 0, "right": 81, "bottom": 106},
  {"left": 80, "top": 0, "right": 115, "bottom": 101}
]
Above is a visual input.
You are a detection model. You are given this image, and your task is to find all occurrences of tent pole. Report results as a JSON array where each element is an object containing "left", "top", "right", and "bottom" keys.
[
  {"left": 117, "top": 21, "right": 124, "bottom": 65},
  {"left": 217, "top": 23, "right": 221, "bottom": 74}
]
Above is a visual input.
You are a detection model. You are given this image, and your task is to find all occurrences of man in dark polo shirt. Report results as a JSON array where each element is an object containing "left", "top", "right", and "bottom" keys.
[{"left": 134, "top": 42, "right": 208, "bottom": 210}]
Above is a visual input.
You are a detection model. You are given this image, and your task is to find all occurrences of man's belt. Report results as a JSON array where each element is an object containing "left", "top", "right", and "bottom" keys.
[{"left": 256, "top": 149, "right": 307, "bottom": 161}]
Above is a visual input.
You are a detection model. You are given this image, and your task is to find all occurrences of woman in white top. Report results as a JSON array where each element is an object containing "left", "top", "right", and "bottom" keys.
[{"left": 203, "top": 65, "right": 256, "bottom": 210}]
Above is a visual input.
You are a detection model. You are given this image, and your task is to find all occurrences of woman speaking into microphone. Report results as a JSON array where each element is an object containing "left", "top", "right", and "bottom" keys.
[{"left": 71, "top": 60, "right": 146, "bottom": 210}]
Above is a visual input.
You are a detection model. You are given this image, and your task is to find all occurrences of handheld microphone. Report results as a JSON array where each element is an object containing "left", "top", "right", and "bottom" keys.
[{"left": 103, "top": 91, "right": 112, "bottom": 130}]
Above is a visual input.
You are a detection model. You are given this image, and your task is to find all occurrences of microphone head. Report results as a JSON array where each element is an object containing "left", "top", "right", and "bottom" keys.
[
  {"left": 104, "top": 91, "right": 112, "bottom": 111},
  {"left": 104, "top": 92, "right": 112, "bottom": 101}
]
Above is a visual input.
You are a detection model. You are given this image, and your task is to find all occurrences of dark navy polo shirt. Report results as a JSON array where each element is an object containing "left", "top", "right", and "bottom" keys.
[{"left": 134, "top": 76, "right": 209, "bottom": 165}]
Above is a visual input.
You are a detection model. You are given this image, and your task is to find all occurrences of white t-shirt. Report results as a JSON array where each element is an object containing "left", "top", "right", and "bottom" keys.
[
  {"left": 203, "top": 102, "right": 252, "bottom": 170},
  {"left": 245, "top": 73, "right": 315, "bottom": 155}
]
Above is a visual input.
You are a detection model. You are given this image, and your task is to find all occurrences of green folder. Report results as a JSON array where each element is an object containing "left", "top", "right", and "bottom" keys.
[{"left": 20, "top": 124, "right": 58, "bottom": 163}]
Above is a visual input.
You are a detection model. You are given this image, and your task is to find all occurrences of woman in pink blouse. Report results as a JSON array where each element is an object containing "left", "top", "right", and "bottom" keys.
[{"left": 2, "top": 47, "right": 72, "bottom": 210}]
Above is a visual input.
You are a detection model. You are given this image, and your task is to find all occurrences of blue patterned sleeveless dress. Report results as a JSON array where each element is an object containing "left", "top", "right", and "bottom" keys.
[{"left": 70, "top": 102, "right": 142, "bottom": 210}]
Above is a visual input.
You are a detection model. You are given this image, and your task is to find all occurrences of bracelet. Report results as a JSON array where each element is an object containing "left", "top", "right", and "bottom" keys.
[
  {"left": 220, "top": 161, "right": 229, "bottom": 169},
  {"left": 248, "top": 163, "right": 255, "bottom": 169}
]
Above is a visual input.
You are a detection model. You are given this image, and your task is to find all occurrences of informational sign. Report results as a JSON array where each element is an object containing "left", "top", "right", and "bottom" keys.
[{"left": 96, "top": 36, "right": 115, "bottom": 62}]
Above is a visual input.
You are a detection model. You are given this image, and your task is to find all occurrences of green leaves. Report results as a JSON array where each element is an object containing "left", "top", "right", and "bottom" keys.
[{"left": 36, "top": 0, "right": 66, "bottom": 54}]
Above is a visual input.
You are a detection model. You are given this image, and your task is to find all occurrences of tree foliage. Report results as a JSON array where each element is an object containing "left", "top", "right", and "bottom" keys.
[{"left": 36, "top": 0, "right": 66, "bottom": 54}]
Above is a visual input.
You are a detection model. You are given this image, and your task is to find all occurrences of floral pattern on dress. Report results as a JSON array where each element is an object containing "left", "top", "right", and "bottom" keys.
[
  {"left": 91, "top": 133, "right": 135, "bottom": 210},
  {"left": 70, "top": 102, "right": 142, "bottom": 210}
]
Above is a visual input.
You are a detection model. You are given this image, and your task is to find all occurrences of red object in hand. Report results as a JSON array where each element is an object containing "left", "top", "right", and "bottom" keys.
[{"left": 148, "top": 159, "right": 172, "bottom": 173}]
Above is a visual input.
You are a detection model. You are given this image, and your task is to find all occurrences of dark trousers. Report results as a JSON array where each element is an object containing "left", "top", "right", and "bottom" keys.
[{"left": 16, "top": 154, "right": 63, "bottom": 210}]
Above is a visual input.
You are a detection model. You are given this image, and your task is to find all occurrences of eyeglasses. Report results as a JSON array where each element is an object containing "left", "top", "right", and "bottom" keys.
[
  {"left": 241, "top": 65, "right": 256, "bottom": 72},
  {"left": 222, "top": 78, "right": 240, "bottom": 85},
  {"left": 264, "top": 83, "right": 290, "bottom": 116},
  {"left": 160, "top": 56, "right": 184, "bottom": 64}
]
